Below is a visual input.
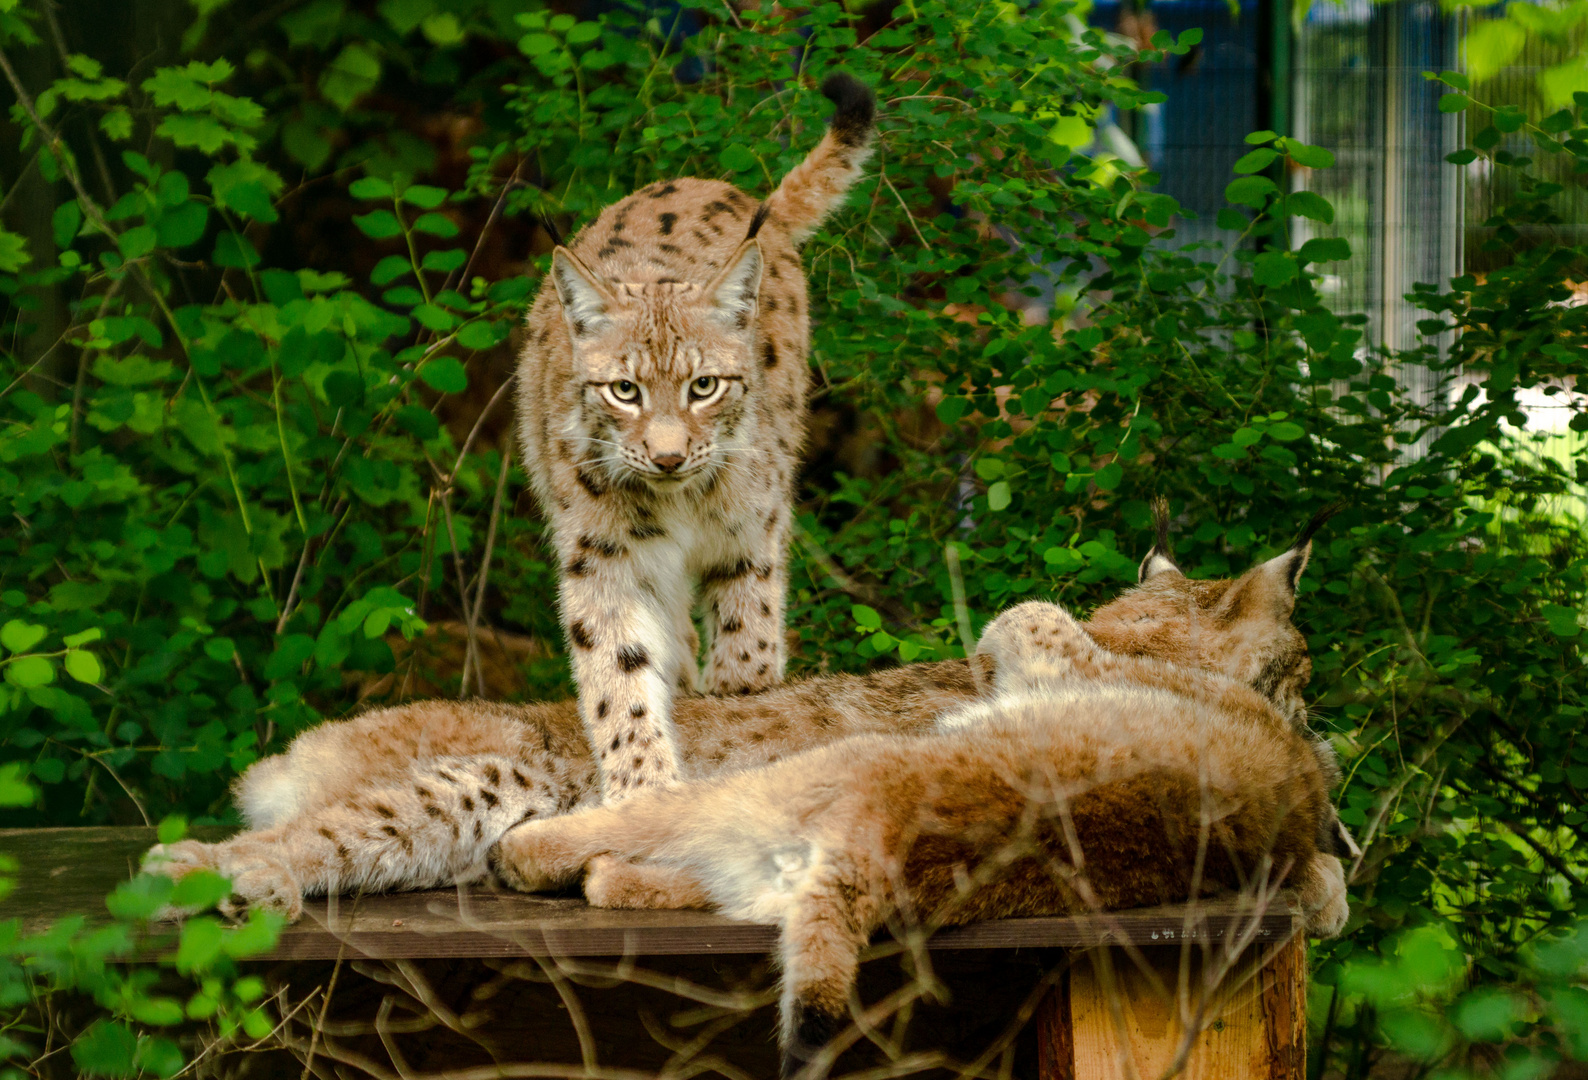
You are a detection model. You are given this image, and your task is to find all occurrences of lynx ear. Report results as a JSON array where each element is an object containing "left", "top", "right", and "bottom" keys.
[
  {"left": 1138, "top": 496, "right": 1183, "bottom": 582},
  {"left": 704, "top": 239, "right": 762, "bottom": 330},
  {"left": 550, "top": 247, "right": 617, "bottom": 338},
  {"left": 1220, "top": 504, "right": 1342, "bottom": 617}
]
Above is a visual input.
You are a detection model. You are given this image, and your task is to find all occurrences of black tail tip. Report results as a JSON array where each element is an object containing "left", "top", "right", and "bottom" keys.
[{"left": 820, "top": 72, "right": 875, "bottom": 145}]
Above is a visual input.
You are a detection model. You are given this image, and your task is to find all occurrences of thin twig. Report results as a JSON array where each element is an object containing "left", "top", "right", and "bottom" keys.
[{"left": 462, "top": 445, "right": 513, "bottom": 697}]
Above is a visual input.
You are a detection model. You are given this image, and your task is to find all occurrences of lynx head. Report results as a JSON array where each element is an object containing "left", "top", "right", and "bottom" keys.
[
  {"left": 548, "top": 212, "right": 766, "bottom": 489},
  {"left": 1086, "top": 502, "right": 1340, "bottom": 730}
]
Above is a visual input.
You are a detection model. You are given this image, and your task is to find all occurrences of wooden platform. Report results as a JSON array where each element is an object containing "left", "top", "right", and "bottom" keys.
[{"left": 1, "top": 826, "right": 1311, "bottom": 1078}]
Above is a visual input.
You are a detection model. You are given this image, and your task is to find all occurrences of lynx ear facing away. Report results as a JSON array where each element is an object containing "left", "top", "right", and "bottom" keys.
[
  {"left": 704, "top": 240, "right": 763, "bottom": 330},
  {"left": 1218, "top": 503, "right": 1342, "bottom": 618},
  {"left": 550, "top": 247, "right": 618, "bottom": 338},
  {"left": 1138, "top": 496, "right": 1183, "bottom": 582}
]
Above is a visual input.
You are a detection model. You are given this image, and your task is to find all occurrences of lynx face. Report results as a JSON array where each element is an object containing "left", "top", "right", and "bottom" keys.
[{"left": 551, "top": 241, "right": 763, "bottom": 489}]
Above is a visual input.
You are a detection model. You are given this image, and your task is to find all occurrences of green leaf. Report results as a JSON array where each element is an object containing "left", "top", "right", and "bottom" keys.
[
  {"left": 935, "top": 396, "right": 968, "bottom": 425},
  {"left": 0, "top": 762, "right": 37, "bottom": 808},
  {"left": 422, "top": 12, "right": 466, "bottom": 45},
  {"left": 1543, "top": 603, "right": 1581, "bottom": 638},
  {"left": 175, "top": 914, "right": 227, "bottom": 972},
  {"left": 566, "top": 21, "right": 601, "bottom": 44},
  {"left": 213, "top": 231, "right": 260, "bottom": 269},
  {"left": 1541, "top": 59, "right": 1588, "bottom": 111},
  {"left": 1437, "top": 92, "right": 1471, "bottom": 114},
  {"left": 129, "top": 998, "right": 185, "bottom": 1027},
  {"left": 1094, "top": 462, "right": 1123, "bottom": 491},
  {"left": 52, "top": 200, "right": 82, "bottom": 248},
  {"left": 1252, "top": 250, "right": 1298, "bottom": 287},
  {"left": 1244, "top": 130, "right": 1278, "bottom": 145},
  {"left": 852, "top": 604, "right": 882, "bottom": 630},
  {"left": 118, "top": 224, "right": 157, "bottom": 260},
  {"left": 208, "top": 160, "right": 283, "bottom": 223},
  {"left": 1285, "top": 191, "right": 1334, "bottom": 224},
  {"left": 1444, "top": 149, "right": 1478, "bottom": 166},
  {"left": 1232, "top": 147, "right": 1278, "bottom": 174},
  {"left": 1297, "top": 237, "right": 1351, "bottom": 263},
  {"left": 987, "top": 480, "right": 1011, "bottom": 511},
  {"left": 421, "top": 247, "right": 467, "bottom": 273},
  {"left": 155, "top": 200, "right": 209, "bottom": 247},
  {"left": 64, "top": 649, "right": 102, "bottom": 684},
  {"left": 720, "top": 143, "right": 758, "bottom": 173},
  {"left": 350, "top": 176, "right": 394, "bottom": 200},
  {"left": 1, "top": 620, "right": 46, "bottom": 653},
  {"left": 1465, "top": 20, "right": 1525, "bottom": 85},
  {"left": 320, "top": 43, "right": 382, "bottom": 112},
  {"left": 456, "top": 319, "right": 505, "bottom": 350},
  {"left": 1215, "top": 208, "right": 1249, "bottom": 231},
  {"left": 158, "top": 814, "right": 187, "bottom": 844},
  {"left": 353, "top": 210, "right": 403, "bottom": 240},
  {"left": 1281, "top": 140, "right": 1335, "bottom": 169},
  {"left": 1224, "top": 175, "right": 1278, "bottom": 208},
  {"left": 1451, "top": 988, "right": 1526, "bottom": 1042},
  {"left": 411, "top": 212, "right": 459, "bottom": 238},
  {"left": 63, "top": 627, "right": 103, "bottom": 647},
  {"left": 402, "top": 184, "right": 448, "bottom": 209},
  {"left": 157, "top": 114, "right": 233, "bottom": 154},
  {"left": 71, "top": 1020, "right": 137, "bottom": 1077},
  {"left": 519, "top": 31, "right": 559, "bottom": 56},
  {"left": 418, "top": 356, "right": 467, "bottom": 393},
  {"left": 371, "top": 254, "right": 412, "bottom": 285},
  {"left": 6, "top": 656, "right": 55, "bottom": 689},
  {"left": 1267, "top": 421, "right": 1305, "bottom": 441}
]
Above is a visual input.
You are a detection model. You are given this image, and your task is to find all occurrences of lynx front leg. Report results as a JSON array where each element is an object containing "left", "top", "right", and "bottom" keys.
[
  {"left": 701, "top": 549, "right": 787, "bottom": 696},
  {"left": 559, "top": 537, "right": 685, "bottom": 799}
]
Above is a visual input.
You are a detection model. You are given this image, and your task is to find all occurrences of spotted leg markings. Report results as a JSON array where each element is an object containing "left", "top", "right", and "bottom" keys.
[{"left": 700, "top": 550, "right": 788, "bottom": 696}]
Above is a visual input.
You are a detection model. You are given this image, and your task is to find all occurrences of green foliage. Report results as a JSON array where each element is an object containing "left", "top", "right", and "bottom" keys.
[{"left": 0, "top": 0, "right": 1583, "bottom": 1075}]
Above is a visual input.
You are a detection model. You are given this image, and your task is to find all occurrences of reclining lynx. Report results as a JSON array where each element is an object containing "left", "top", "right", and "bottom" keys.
[
  {"left": 517, "top": 74, "right": 876, "bottom": 801},
  {"left": 144, "top": 513, "right": 1351, "bottom": 928},
  {"left": 490, "top": 533, "right": 1350, "bottom": 1078}
]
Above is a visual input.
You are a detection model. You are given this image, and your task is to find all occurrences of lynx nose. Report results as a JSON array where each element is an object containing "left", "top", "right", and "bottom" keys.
[{"left": 651, "top": 453, "right": 686, "bottom": 472}]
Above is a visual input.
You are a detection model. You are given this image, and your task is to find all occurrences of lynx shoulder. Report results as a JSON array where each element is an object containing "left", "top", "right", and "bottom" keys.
[{"left": 514, "top": 74, "right": 877, "bottom": 801}]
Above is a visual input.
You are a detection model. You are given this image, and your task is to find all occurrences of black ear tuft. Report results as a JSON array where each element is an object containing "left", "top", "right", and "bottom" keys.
[
  {"left": 1151, "top": 496, "right": 1172, "bottom": 554},
  {"left": 1292, "top": 500, "right": 1345, "bottom": 551},
  {"left": 746, "top": 201, "right": 771, "bottom": 241},
  {"left": 820, "top": 72, "right": 876, "bottom": 147},
  {"left": 540, "top": 214, "right": 564, "bottom": 248}
]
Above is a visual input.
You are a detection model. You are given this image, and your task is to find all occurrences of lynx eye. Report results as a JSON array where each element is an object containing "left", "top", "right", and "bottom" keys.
[
  {"left": 689, "top": 376, "right": 719, "bottom": 400},
  {"left": 610, "top": 380, "right": 641, "bottom": 403}
]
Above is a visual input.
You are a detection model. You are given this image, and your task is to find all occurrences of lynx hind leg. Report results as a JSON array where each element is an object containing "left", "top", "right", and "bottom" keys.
[
  {"left": 583, "top": 856, "right": 713, "bottom": 910},
  {"left": 143, "top": 836, "right": 304, "bottom": 922},
  {"left": 974, "top": 601, "right": 1103, "bottom": 695}
]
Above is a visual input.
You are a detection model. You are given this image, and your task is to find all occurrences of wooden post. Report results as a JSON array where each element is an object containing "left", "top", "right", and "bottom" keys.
[{"left": 1039, "top": 931, "right": 1306, "bottom": 1080}]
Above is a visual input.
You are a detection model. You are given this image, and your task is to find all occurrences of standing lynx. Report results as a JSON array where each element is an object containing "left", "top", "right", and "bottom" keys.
[{"left": 516, "top": 74, "right": 876, "bottom": 802}]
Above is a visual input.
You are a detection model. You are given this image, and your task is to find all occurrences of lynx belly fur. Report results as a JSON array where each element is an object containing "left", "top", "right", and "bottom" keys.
[
  {"left": 490, "top": 534, "right": 1351, "bottom": 1078},
  {"left": 143, "top": 520, "right": 1353, "bottom": 932},
  {"left": 516, "top": 75, "right": 876, "bottom": 801}
]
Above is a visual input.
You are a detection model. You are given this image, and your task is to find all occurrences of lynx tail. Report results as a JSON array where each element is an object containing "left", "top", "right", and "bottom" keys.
[{"left": 764, "top": 73, "right": 877, "bottom": 246}]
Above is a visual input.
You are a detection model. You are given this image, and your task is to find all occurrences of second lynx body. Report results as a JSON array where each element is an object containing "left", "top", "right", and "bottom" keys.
[{"left": 516, "top": 76, "right": 876, "bottom": 800}]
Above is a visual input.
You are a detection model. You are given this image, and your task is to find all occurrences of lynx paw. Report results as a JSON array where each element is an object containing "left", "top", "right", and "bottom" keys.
[
  {"left": 142, "top": 841, "right": 303, "bottom": 922},
  {"left": 975, "top": 601, "right": 1100, "bottom": 695},
  {"left": 1297, "top": 854, "right": 1349, "bottom": 938},
  {"left": 584, "top": 856, "right": 712, "bottom": 910},
  {"left": 486, "top": 822, "right": 566, "bottom": 894}
]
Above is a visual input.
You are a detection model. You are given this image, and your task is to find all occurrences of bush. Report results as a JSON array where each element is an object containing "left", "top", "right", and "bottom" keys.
[{"left": 0, "top": 1, "right": 1584, "bottom": 1076}]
